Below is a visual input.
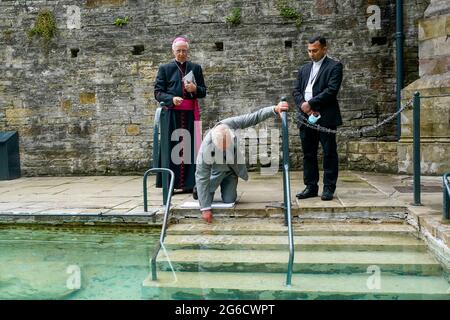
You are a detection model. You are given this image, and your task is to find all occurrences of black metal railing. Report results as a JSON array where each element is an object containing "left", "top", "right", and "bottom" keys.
[
  {"left": 151, "top": 104, "right": 171, "bottom": 205},
  {"left": 145, "top": 103, "right": 176, "bottom": 281},
  {"left": 143, "top": 167, "right": 175, "bottom": 281},
  {"left": 280, "top": 97, "right": 294, "bottom": 286},
  {"left": 443, "top": 171, "right": 450, "bottom": 220}
]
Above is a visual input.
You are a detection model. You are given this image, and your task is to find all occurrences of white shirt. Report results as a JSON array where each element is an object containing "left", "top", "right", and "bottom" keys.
[{"left": 304, "top": 55, "right": 326, "bottom": 102}]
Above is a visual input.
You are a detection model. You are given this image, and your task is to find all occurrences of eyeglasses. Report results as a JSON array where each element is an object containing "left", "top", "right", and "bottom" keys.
[{"left": 175, "top": 49, "right": 188, "bottom": 54}]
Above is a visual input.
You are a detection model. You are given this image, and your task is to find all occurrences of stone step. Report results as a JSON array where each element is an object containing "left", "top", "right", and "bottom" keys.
[
  {"left": 142, "top": 271, "right": 450, "bottom": 300},
  {"left": 167, "top": 220, "right": 417, "bottom": 237},
  {"left": 173, "top": 209, "right": 408, "bottom": 223},
  {"left": 163, "top": 234, "right": 427, "bottom": 252},
  {"left": 156, "top": 249, "right": 442, "bottom": 276}
]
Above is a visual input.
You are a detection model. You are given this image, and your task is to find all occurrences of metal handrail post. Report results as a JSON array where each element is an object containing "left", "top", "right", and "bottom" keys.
[
  {"left": 443, "top": 171, "right": 450, "bottom": 220},
  {"left": 281, "top": 117, "right": 289, "bottom": 225},
  {"left": 152, "top": 107, "right": 162, "bottom": 169},
  {"left": 159, "top": 104, "right": 170, "bottom": 205},
  {"left": 413, "top": 92, "right": 422, "bottom": 206},
  {"left": 280, "top": 101, "right": 294, "bottom": 287},
  {"left": 142, "top": 167, "right": 175, "bottom": 281}
]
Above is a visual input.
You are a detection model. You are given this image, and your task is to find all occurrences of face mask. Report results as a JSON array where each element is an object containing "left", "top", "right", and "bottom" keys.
[{"left": 308, "top": 113, "right": 321, "bottom": 124}]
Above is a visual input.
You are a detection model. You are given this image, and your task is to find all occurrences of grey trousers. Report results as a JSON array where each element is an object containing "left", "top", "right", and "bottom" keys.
[{"left": 210, "top": 170, "right": 238, "bottom": 203}]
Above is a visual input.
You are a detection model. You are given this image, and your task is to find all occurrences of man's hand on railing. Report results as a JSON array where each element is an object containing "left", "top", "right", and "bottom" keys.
[{"left": 274, "top": 101, "right": 289, "bottom": 116}]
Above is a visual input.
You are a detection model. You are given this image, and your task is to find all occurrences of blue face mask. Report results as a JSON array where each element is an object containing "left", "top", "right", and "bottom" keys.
[{"left": 308, "top": 113, "right": 321, "bottom": 124}]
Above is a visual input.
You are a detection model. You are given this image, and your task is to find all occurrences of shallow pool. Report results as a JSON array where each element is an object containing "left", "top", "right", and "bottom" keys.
[
  {"left": 0, "top": 225, "right": 159, "bottom": 300},
  {"left": 1, "top": 224, "right": 449, "bottom": 300}
]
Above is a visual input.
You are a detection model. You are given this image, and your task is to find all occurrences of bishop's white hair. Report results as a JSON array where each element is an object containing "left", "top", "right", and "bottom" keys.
[{"left": 172, "top": 40, "right": 190, "bottom": 51}]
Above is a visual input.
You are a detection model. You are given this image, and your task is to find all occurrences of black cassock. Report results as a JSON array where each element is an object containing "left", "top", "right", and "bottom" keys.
[{"left": 154, "top": 60, "right": 206, "bottom": 190}]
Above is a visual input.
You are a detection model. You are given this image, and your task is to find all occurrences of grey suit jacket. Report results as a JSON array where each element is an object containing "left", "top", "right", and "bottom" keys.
[{"left": 195, "top": 106, "right": 277, "bottom": 210}]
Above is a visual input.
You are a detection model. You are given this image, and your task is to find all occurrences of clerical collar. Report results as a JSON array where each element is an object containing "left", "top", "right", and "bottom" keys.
[
  {"left": 313, "top": 55, "right": 326, "bottom": 66},
  {"left": 175, "top": 60, "right": 186, "bottom": 65}
]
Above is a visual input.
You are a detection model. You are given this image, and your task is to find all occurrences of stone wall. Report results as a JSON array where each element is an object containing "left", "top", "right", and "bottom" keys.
[
  {"left": 0, "top": 0, "right": 429, "bottom": 175},
  {"left": 347, "top": 141, "right": 398, "bottom": 173},
  {"left": 399, "top": 0, "right": 450, "bottom": 175}
]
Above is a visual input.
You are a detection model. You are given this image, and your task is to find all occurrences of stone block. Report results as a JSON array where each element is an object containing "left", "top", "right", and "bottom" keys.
[
  {"left": 419, "top": 37, "right": 450, "bottom": 59},
  {"left": 418, "top": 15, "right": 447, "bottom": 41},
  {"left": 378, "top": 142, "right": 397, "bottom": 153},
  {"left": 358, "top": 142, "right": 378, "bottom": 154},
  {"left": 347, "top": 142, "right": 359, "bottom": 154},
  {"left": 126, "top": 124, "right": 140, "bottom": 136},
  {"left": 419, "top": 56, "right": 450, "bottom": 76},
  {"left": 5, "top": 108, "right": 33, "bottom": 125},
  {"left": 61, "top": 99, "right": 72, "bottom": 112},
  {"left": 79, "top": 93, "right": 96, "bottom": 105},
  {"left": 397, "top": 141, "right": 450, "bottom": 174},
  {"left": 85, "top": 0, "right": 125, "bottom": 8}
]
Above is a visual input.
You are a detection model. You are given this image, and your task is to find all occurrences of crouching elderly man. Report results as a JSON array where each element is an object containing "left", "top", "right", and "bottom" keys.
[{"left": 194, "top": 101, "right": 289, "bottom": 223}]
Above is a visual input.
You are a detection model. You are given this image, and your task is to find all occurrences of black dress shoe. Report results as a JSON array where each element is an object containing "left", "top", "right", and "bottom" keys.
[
  {"left": 321, "top": 189, "right": 334, "bottom": 201},
  {"left": 296, "top": 186, "right": 318, "bottom": 199},
  {"left": 192, "top": 186, "right": 198, "bottom": 200}
]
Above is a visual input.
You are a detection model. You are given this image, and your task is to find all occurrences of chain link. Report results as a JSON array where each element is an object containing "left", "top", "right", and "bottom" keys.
[{"left": 295, "top": 99, "right": 413, "bottom": 137}]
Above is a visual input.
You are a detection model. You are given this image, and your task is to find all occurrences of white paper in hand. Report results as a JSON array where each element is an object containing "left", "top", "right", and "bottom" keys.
[{"left": 182, "top": 70, "right": 196, "bottom": 85}]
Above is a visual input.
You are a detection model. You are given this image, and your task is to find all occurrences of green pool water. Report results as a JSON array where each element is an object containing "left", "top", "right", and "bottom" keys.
[
  {"left": 0, "top": 225, "right": 159, "bottom": 300},
  {"left": 1, "top": 224, "right": 449, "bottom": 300}
]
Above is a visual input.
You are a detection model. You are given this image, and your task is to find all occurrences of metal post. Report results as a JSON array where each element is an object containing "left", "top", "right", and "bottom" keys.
[
  {"left": 413, "top": 92, "right": 421, "bottom": 206},
  {"left": 280, "top": 97, "right": 289, "bottom": 225},
  {"left": 444, "top": 172, "right": 450, "bottom": 220},
  {"left": 395, "top": 0, "right": 404, "bottom": 140},
  {"left": 159, "top": 106, "right": 170, "bottom": 205}
]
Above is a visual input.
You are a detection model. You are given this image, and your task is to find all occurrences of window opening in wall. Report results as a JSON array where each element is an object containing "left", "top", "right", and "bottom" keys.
[
  {"left": 284, "top": 40, "right": 293, "bottom": 48},
  {"left": 371, "top": 36, "right": 387, "bottom": 46},
  {"left": 70, "top": 48, "right": 79, "bottom": 58},
  {"left": 132, "top": 45, "right": 145, "bottom": 55},
  {"left": 215, "top": 42, "right": 224, "bottom": 51}
]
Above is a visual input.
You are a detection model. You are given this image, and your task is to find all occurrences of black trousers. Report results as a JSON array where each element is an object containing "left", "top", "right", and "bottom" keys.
[{"left": 299, "top": 126, "right": 338, "bottom": 192}]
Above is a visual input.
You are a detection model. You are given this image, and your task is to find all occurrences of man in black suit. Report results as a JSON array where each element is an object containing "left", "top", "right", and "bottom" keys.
[{"left": 292, "top": 36, "right": 343, "bottom": 201}]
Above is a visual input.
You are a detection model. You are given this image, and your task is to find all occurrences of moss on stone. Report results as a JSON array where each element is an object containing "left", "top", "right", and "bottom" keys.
[{"left": 28, "top": 9, "right": 57, "bottom": 44}]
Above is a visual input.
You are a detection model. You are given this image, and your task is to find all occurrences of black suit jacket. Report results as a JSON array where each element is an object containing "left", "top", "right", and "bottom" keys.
[
  {"left": 292, "top": 56, "right": 343, "bottom": 127},
  {"left": 154, "top": 60, "right": 207, "bottom": 107}
]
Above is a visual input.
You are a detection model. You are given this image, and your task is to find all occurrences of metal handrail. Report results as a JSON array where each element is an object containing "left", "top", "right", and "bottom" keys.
[
  {"left": 152, "top": 107, "right": 162, "bottom": 169},
  {"left": 412, "top": 92, "right": 422, "bottom": 206},
  {"left": 152, "top": 105, "right": 171, "bottom": 205},
  {"left": 143, "top": 167, "right": 175, "bottom": 281},
  {"left": 443, "top": 171, "right": 450, "bottom": 220},
  {"left": 281, "top": 105, "right": 294, "bottom": 287}
]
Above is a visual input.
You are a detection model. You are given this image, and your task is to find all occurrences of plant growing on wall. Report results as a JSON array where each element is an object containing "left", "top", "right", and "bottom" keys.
[
  {"left": 225, "top": 8, "right": 241, "bottom": 26},
  {"left": 114, "top": 16, "right": 129, "bottom": 27},
  {"left": 276, "top": 0, "right": 302, "bottom": 29},
  {"left": 28, "top": 9, "right": 57, "bottom": 44}
]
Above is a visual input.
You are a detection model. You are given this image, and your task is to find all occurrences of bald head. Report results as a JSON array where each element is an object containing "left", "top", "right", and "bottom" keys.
[{"left": 211, "top": 124, "right": 234, "bottom": 151}]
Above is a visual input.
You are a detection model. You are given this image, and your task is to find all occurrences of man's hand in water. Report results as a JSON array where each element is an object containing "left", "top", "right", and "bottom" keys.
[{"left": 201, "top": 210, "right": 213, "bottom": 223}]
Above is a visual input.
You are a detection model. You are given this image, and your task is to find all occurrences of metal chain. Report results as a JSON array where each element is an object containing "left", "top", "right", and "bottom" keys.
[{"left": 296, "top": 99, "right": 414, "bottom": 137}]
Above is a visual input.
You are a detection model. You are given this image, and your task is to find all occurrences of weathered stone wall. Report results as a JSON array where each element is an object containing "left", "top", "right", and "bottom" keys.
[
  {"left": 0, "top": 0, "right": 429, "bottom": 175},
  {"left": 347, "top": 141, "right": 398, "bottom": 173},
  {"left": 399, "top": 0, "right": 450, "bottom": 175}
]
